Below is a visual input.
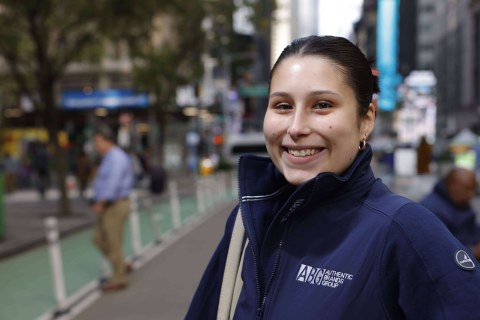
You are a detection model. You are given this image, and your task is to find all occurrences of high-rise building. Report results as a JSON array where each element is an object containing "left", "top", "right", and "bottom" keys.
[
  {"left": 416, "top": 0, "right": 440, "bottom": 71},
  {"left": 271, "top": 0, "right": 319, "bottom": 65},
  {"left": 292, "top": 0, "right": 319, "bottom": 38},
  {"left": 431, "top": 0, "right": 474, "bottom": 138},
  {"left": 355, "top": 0, "right": 417, "bottom": 77}
]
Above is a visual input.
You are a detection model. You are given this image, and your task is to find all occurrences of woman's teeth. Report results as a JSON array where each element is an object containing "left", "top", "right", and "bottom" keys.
[{"left": 288, "top": 149, "right": 320, "bottom": 157}]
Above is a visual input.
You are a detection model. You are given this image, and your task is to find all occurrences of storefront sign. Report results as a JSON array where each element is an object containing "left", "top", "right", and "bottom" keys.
[{"left": 62, "top": 89, "right": 149, "bottom": 109}]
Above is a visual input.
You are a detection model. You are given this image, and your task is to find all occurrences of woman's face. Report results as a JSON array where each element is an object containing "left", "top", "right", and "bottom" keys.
[{"left": 263, "top": 56, "right": 375, "bottom": 185}]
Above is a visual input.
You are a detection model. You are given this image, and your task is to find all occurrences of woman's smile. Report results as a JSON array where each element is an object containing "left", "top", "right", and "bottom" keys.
[{"left": 286, "top": 147, "right": 322, "bottom": 157}]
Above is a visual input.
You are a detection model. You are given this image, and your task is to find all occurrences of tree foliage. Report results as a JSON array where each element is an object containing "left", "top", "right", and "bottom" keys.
[
  {"left": 0, "top": 0, "right": 271, "bottom": 212},
  {"left": 122, "top": 0, "right": 207, "bottom": 162},
  {"left": 0, "top": 0, "right": 115, "bottom": 215}
]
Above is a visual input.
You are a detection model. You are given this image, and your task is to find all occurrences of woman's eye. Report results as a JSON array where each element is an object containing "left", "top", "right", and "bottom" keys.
[
  {"left": 313, "top": 102, "right": 331, "bottom": 109},
  {"left": 275, "top": 103, "right": 292, "bottom": 110}
]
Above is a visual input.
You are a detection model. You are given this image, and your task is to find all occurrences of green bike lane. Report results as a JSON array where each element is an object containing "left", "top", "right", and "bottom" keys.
[{"left": 0, "top": 193, "right": 227, "bottom": 320}]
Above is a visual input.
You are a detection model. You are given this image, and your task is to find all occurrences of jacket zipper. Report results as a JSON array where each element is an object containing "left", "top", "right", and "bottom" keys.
[{"left": 257, "top": 217, "right": 291, "bottom": 319}]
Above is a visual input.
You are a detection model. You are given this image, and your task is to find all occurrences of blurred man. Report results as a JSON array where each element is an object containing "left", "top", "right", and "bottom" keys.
[
  {"left": 92, "top": 125, "right": 133, "bottom": 292},
  {"left": 420, "top": 167, "right": 480, "bottom": 260}
]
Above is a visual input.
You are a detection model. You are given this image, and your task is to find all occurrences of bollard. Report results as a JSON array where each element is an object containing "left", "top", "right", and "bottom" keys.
[
  {"left": 213, "top": 174, "right": 220, "bottom": 204},
  {"left": 129, "top": 191, "right": 142, "bottom": 259},
  {"left": 146, "top": 197, "right": 162, "bottom": 244},
  {"left": 206, "top": 175, "right": 214, "bottom": 208},
  {"left": 44, "top": 216, "right": 70, "bottom": 316},
  {"left": 222, "top": 172, "right": 229, "bottom": 200},
  {"left": 196, "top": 177, "right": 206, "bottom": 214},
  {"left": 231, "top": 171, "right": 238, "bottom": 197},
  {"left": 169, "top": 181, "right": 181, "bottom": 229}
]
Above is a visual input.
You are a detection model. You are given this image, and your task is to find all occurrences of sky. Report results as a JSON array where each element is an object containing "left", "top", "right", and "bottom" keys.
[{"left": 318, "top": 0, "right": 364, "bottom": 38}]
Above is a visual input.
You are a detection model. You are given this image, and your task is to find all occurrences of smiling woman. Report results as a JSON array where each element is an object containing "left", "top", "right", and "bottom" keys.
[{"left": 186, "top": 36, "right": 480, "bottom": 320}]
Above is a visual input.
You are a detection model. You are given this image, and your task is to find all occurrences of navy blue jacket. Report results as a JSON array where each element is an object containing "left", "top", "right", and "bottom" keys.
[
  {"left": 420, "top": 181, "right": 480, "bottom": 247},
  {"left": 186, "top": 146, "right": 480, "bottom": 319}
]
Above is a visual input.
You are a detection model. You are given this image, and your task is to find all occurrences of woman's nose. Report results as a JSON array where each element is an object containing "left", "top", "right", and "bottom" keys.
[{"left": 287, "top": 110, "right": 312, "bottom": 138}]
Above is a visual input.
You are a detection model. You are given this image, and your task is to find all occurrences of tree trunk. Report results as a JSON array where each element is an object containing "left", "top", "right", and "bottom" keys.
[
  {"left": 43, "top": 81, "right": 71, "bottom": 216},
  {"left": 154, "top": 92, "right": 168, "bottom": 165},
  {"left": 148, "top": 103, "right": 161, "bottom": 165},
  {"left": 157, "top": 101, "right": 167, "bottom": 164}
]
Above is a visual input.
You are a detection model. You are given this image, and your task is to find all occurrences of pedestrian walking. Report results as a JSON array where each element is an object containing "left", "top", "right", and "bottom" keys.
[
  {"left": 32, "top": 142, "right": 50, "bottom": 199},
  {"left": 91, "top": 125, "right": 134, "bottom": 293},
  {"left": 186, "top": 36, "right": 480, "bottom": 319},
  {"left": 420, "top": 167, "right": 480, "bottom": 260}
]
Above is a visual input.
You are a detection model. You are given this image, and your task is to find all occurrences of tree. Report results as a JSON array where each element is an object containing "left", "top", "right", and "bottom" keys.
[
  {"left": 0, "top": 0, "right": 113, "bottom": 215},
  {"left": 127, "top": 1, "right": 207, "bottom": 163}
]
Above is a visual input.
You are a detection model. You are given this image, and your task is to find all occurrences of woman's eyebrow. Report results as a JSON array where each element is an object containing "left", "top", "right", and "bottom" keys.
[
  {"left": 269, "top": 92, "right": 290, "bottom": 99},
  {"left": 309, "top": 90, "right": 340, "bottom": 97},
  {"left": 269, "top": 90, "right": 341, "bottom": 99}
]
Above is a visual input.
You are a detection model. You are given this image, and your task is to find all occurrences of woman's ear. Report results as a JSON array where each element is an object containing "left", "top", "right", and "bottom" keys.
[{"left": 361, "top": 103, "right": 376, "bottom": 138}]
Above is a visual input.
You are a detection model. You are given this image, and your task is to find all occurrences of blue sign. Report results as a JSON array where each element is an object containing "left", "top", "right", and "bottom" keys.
[
  {"left": 61, "top": 89, "right": 149, "bottom": 109},
  {"left": 377, "top": 0, "right": 401, "bottom": 111}
]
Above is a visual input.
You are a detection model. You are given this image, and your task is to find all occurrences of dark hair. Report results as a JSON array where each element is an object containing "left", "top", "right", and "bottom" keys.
[
  {"left": 270, "top": 35, "right": 378, "bottom": 117},
  {"left": 94, "top": 124, "right": 115, "bottom": 143}
]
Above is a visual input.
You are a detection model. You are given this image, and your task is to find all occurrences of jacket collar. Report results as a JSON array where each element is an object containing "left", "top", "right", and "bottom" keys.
[{"left": 238, "top": 144, "right": 375, "bottom": 207}]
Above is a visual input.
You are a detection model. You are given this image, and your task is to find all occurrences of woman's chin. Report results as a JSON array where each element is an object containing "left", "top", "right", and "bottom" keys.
[{"left": 283, "top": 170, "right": 317, "bottom": 186}]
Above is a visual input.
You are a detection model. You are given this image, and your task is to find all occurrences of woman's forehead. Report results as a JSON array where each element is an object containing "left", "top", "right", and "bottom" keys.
[{"left": 270, "top": 56, "right": 352, "bottom": 94}]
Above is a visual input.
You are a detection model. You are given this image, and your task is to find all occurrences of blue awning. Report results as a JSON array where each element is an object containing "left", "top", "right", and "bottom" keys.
[{"left": 61, "top": 89, "right": 149, "bottom": 109}]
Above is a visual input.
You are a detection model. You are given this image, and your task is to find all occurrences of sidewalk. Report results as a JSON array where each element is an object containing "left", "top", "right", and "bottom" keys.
[{"left": 72, "top": 200, "right": 235, "bottom": 320}]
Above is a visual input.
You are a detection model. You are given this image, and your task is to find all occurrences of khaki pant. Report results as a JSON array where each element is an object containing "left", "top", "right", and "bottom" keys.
[{"left": 93, "top": 199, "right": 130, "bottom": 286}]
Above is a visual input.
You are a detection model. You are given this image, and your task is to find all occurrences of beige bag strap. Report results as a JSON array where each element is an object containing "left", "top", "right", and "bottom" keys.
[{"left": 217, "top": 208, "right": 247, "bottom": 320}]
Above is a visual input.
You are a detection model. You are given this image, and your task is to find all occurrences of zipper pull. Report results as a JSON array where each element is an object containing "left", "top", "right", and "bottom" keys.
[{"left": 257, "top": 296, "right": 267, "bottom": 319}]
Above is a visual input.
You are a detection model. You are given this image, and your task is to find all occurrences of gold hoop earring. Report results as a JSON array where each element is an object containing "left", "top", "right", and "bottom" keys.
[{"left": 358, "top": 139, "right": 367, "bottom": 151}]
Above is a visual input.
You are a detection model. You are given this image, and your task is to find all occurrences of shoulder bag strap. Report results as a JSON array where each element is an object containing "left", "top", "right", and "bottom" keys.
[{"left": 217, "top": 208, "right": 247, "bottom": 320}]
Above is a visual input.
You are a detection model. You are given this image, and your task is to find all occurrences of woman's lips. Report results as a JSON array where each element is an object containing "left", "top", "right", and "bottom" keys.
[{"left": 282, "top": 147, "right": 325, "bottom": 163}]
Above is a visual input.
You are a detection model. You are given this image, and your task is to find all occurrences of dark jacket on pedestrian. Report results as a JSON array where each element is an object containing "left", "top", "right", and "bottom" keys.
[
  {"left": 420, "top": 181, "right": 480, "bottom": 247},
  {"left": 186, "top": 146, "right": 480, "bottom": 319}
]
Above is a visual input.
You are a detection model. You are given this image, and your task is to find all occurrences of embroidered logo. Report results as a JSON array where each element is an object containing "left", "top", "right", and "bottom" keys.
[
  {"left": 455, "top": 250, "right": 475, "bottom": 270},
  {"left": 296, "top": 263, "right": 354, "bottom": 288}
]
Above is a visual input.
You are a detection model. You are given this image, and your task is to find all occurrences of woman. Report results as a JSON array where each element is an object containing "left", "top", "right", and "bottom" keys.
[{"left": 186, "top": 36, "right": 480, "bottom": 319}]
